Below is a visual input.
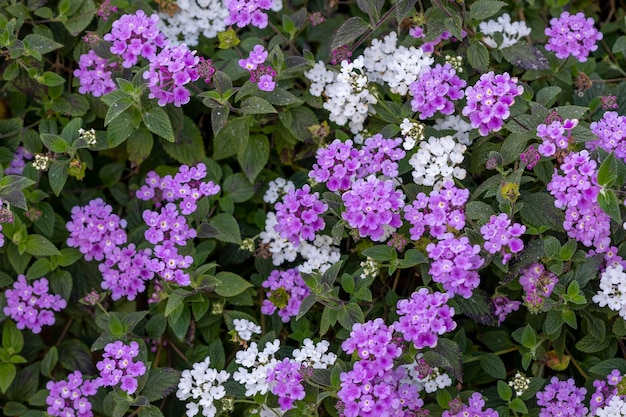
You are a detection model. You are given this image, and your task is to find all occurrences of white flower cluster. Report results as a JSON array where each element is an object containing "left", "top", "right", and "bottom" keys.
[
  {"left": 593, "top": 264, "right": 626, "bottom": 319},
  {"left": 508, "top": 371, "right": 531, "bottom": 396},
  {"left": 360, "top": 257, "right": 379, "bottom": 280},
  {"left": 292, "top": 339, "right": 337, "bottom": 369},
  {"left": 260, "top": 212, "right": 299, "bottom": 265},
  {"left": 252, "top": 405, "right": 284, "bottom": 417},
  {"left": 362, "top": 31, "right": 433, "bottom": 96},
  {"left": 401, "top": 360, "right": 453, "bottom": 394},
  {"left": 233, "top": 318, "right": 261, "bottom": 341},
  {"left": 158, "top": 0, "right": 229, "bottom": 46},
  {"left": 400, "top": 118, "right": 426, "bottom": 150},
  {"left": 409, "top": 135, "right": 467, "bottom": 188},
  {"left": 445, "top": 55, "right": 463, "bottom": 73},
  {"left": 596, "top": 395, "right": 626, "bottom": 417},
  {"left": 233, "top": 340, "right": 281, "bottom": 397},
  {"left": 304, "top": 57, "right": 377, "bottom": 133},
  {"left": 433, "top": 115, "right": 474, "bottom": 146},
  {"left": 263, "top": 178, "right": 295, "bottom": 204},
  {"left": 177, "top": 357, "right": 230, "bottom": 417},
  {"left": 297, "top": 235, "right": 341, "bottom": 274},
  {"left": 78, "top": 128, "right": 97, "bottom": 146},
  {"left": 33, "top": 154, "right": 50, "bottom": 171},
  {"left": 260, "top": 212, "right": 340, "bottom": 274},
  {"left": 479, "top": 13, "right": 531, "bottom": 49}
]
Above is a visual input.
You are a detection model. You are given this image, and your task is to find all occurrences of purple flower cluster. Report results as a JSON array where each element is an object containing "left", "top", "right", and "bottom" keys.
[
  {"left": 403, "top": 181, "right": 469, "bottom": 241},
  {"left": 442, "top": 393, "right": 498, "bottom": 417},
  {"left": 136, "top": 163, "right": 220, "bottom": 213},
  {"left": 492, "top": 295, "right": 521, "bottom": 325},
  {"left": 519, "top": 263, "right": 557, "bottom": 312},
  {"left": 409, "top": 63, "right": 466, "bottom": 119},
  {"left": 73, "top": 50, "right": 119, "bottom": 97},
  {"left": 267, "top": 358, "right": 305, "bottom": 410},
  {"left": 96, "top": 341, "right": 146, "bottom": 394},
  {"left": 342, "top": 176, "right": 405, "bottom": 242},
  {"left": 520, "top": 145, "right": 541, "bottom": 169},
  {"left": 4, "top": 146, "right": 33, "bottom": 175},
  {"left": 426, "top": 233, "right": 484, "bottom": 299},
  {"left": 225, "top": 0, "right": 273, "bottom": 29},
  {"left": 3, "top": 275, "right": 66, "bottom": 334},
  {"left": 99, "top": 244, "right": 154, "bottom": 301},
  {"left": 409, "top": 28, "right": 465, "bottom": 53},
  {"left": 394, "top": 289, "right": 456, "bottom": 349},
  {"left": 103, "top": 10, "right": 167, "bottom": 68},
  {"left": 338, "top": 319, "right": 425, "bottom": 417},
  {"left": 536, "top": 377, "right": 588, "bottom": 417},
  {"left": 143, "top": 44, "right": 200, "bottom": 107},
  {"left": 96, "top": 0, "right": 117, "bottom": 21},
  {"left": 274, "top": 185, "right": 327, "bottom": 245},
  {"left": 590, "top": 370, "right": 623, "bottom": 414},
  {"left": 46, "top": 371, "right": 99, "bottom": 417},
  {"left": 66, "top": 198, "right": 127, "bottom": 261},
  {"left": 547, "top": 150, "right": 611, "bottom": 251},
  {"left": 261, "top": 268, "right": 310, "bottom": 322},
  {"left": 239, "top": 45, "right": 277, "bottom": 91},
  {"left": 480, "top": 213, "right": 525, "bottom": 264},
  {"left": 537, "top": 118, "right": 578, "bottom": 157},
  {"left": 462, "top": 71, "right": 522, "bottom": 136},
  {"left": 309, "top": 135, "right": 405, "bottom": 191},
  {"left": 545, "top": 11, "right": 602, "bottom": 63},
  {"left": 588, "top": 111, "right": 626, "bottom": 162}
]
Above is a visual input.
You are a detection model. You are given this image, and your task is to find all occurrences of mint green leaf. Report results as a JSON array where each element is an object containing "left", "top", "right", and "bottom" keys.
[
  {"left": 215, "top": 272, "right": 252, "bottom": 297},
  {"left": 40, "top": 133, "right": 69, "bottom": 153},
  {"left": 467, "top": 41, "right": 489, "bottom": 73},
  {"left": 48, "top": 161, "right": 68, "bottom": 196},
  {"left": 480, "top": 353, "right": 506, "bottom": 379},
  {"left": 0, "top": 363, "right": 16, "bottom": 393},
  {"left": 139, "top": 368, "right": 181, "bottom": 402},
  {"left": 213, "top": 118, "right": 249, "bottom": 160},
  {"left": 25, "top": 234, "right": 60, "bottom": 256},
  {"left": 40, "top": 346, "right": 58, "bottom": 378},
  {"left": 37, "top": 71, "right": 65, "bottom": 87},
  {"left": 143, "top": 107, "right": 174, "bottom": 142},
  {"left": 2, "top": 320, "right": 23, "bottom": 353},
  {"left": 598, "top": 189, "right": 622, "bottom": 223},
  {"left": 105, "top": 97, "right": 133, "bottom": 127},
  {"left": 126, "top": 129, "right": 153, "bottom": 164},
  {"left": 237, "top": 134, "right": 269, "bottom": 183}
]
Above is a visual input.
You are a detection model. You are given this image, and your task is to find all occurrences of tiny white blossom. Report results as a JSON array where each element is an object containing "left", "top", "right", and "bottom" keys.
[
  {"left": 177, "top": 357, "right": 230, "bottom": 417},
  {"left": 233, "top": 318, "right": 261, "bottom": 341}
]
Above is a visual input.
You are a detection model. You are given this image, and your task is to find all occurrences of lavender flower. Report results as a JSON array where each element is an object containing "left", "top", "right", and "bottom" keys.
[
  {"left": 480, "top": 213, "right": 525, "bottom": 264},
  {"left": 96, "top": 341, "right": 146, "bottom": 394},
  {"left": 73, "top": 50, "right": 118, "bottom": 97},
  {"left": 46, "top": 371, "right": 99, "bottom": 417},
  {"left": 545, "top": 11, "right": 602, "bottom": 63},
  {"left": 225, "top": 0, "right": 274, "bottom": 29},
  {"left": 588, "top": 111, "right": 626, "bottom": 162},
  {"left": 395, "top": 289, "right": 456, "bottom": 349},
  {"left": 274, "top": 185, "right": 327, "bottom": 246},
  {"left": 443, "top": 393, "right": 498, "bottom": 417},
  {"left": 267, "top": 358, "right": 305, "bottom": 410},
  {"left": 143, "top": 43, "right": 200, "bottom": 107},
  {"left": 519, "top": 263, "right": 557, "bottom": 313},
  {"left": 99, "top": 244, "right": 154, "bottom": 301},
  {"left": 4, "top": 146, "right": 33, "bottom": 175},
  {"left": 261, "top": 268, "right": 310, "bottom": 322},
  {"left": 537, "top": 118, "right": 578, "bottom": 157},
  {"left": 536, "top": 376, "right": 588, "bottom": 417},
  {"left": 409, "top": 63, "right": 466, "bottom": 119},
  {"left": 492, "top": 295, "right": 521, "bottom": 325},
  {"left": 4, "top": 275, "right": 66, "bottom": 333},
  {"left": 462, "top": 71, "right": 522, "bottom": 136}
]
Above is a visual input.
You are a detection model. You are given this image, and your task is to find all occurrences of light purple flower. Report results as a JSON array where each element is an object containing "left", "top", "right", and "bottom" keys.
[{"left": 545, "top": 11, "right": 602, "bottom": 62}]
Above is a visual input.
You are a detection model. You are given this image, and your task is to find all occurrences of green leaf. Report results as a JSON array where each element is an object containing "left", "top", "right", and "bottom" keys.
[
  {"left": 543, "top": 236, "right": 561, "bottom": 259},
  {"left": 521, "top": 324, "right": 536, "bottom": 348},
  {"left": 207, "top": 339, "right": 226, "bottom": 370},
  {"left": 509, "top": 398, "right": 528, "bottom": 414},
  {"left": 543, "top": 310, "right": 564, "bottom": 335},
  {"left": 467, "top": 41, "right": 489, "bottom": 73},
  {"left": 555, "top": 105, "right": 588, "bottom": 120},
  {"left": 140, "top": 368, "right": 180, "bottom": 402},
  {"left": 146, "top": 314, "right": 167, "bottom": 339},
  {"left": 258, "top": 88, "right": 303, "bottom": 106},
  {"left": 575, "top": 334, "right": 611, "bottom": 353},
  {"left": 62, "top": 0, "right": 96, "bottom": 36},
  {"left": 40, "top": 134, "right": 69, "bottom": 153},
  {"left": 48, "top": 161, "right": 68, "bottom": 196},
  {"left": 331, "top": 17, "right": 370, "bottom": 50},
  {"left": 168, "top": 305, "right": 190, "bottom": 341},
  {"left": 562, "top": 309, "right": 577, "bottom": 329},
  {"left": 215, "top": 272, "right": 252, "bottom": 297},
  {"left": 497, "top": 380, "right": 512, "bottom": 401},
  {"left": 2, "top": 320, "right": 23, "bottom": 353},
  {"left": 614, "top": 35, "right": 626, "bottom": 54},
  {"left": 25, "top": 234, "right": 60, "bottom": 256},
  {"left": 588, "top": 358, "right": 626, "bottom": 376},
  {"left": 213, "top": 118, "right": 249, "bottom": 160},
  {"left": 0, "top": 363, "right": 16, "bottom": 393},
  {"left": 126, "top": 129, "right": 153, "bottom": 165},
  {"left": 237, "top": 134, "right": 269, "bottom": 183},
  {"left": 165, "top": 292, "right": 187, "bottom": 317},
  {"left": 37, "top": 72, "right": 65, "bottom": 87},
  {"left": 536, "top": 86, "right": 562, "bottom": 108},
  {"left": 465, "top": 201, "right": 495, "bottom": 222},
  {"left": 396, "top": 0, "right": 417, "bottom": 21},
  {"left": 597, "top": 152, "right": 618, "bottom": 187},
  {"left": 102, "top": 113, "right": 135, "bottom": 149},
  {"left": 40, "top": 346, "right": 58, "bottom": 378},
  {"left": 162, "top": 116, "right": 206, "bottom": 165},
  {"left": 362, "top": 245, "right": 395, "bottom": 262},
  {"left": 222, "top": 174, "right": 254, "bottom": 203},
  {"left": 469, "top": 0, "right": 507, "bottom": 20},
  {"left": 240, "top": 97, "right": 277, "bottom": 114},
  {"left": 26, "top": 258, "right": 50, "bottom": 279},
  {"left": 480, "top": 353, "right": 507, "bottom": 379},
  {"left": 105, "top": 97, "right": 133, "bottom": 126},
  {"left": 108, "top": 312, "right": 125, "bottom": 336},
  {"left": 56, "top": 248, "right": 83, "bottom": 267},
  {"left": 23, "top": 33, "right": 63, "bottom": 55},
  {"left": 143, "top": 107, "right": 174, "bottom": 142},
  {"left": 337, "top": 303, "right": 364, "bottom": 330},
  {"left": 598, "top": 189, "right": 622, "bottom": 223},
  {"left": 398, "top": 249, "right": 429, "bottom": 268},
  {"left": 501, "top": 43, "right": 549, "bottom": 70},
  {"left": 3, "top": 401, "right": 27, "bottom": 416}
]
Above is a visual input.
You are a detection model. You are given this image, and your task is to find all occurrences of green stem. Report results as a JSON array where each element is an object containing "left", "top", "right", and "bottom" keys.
[
  {"left": 351, "top": 5, "right": 397, "bottom": 53},
  {"left": 464, "top": 346, "right": 519, "bottom": 363}
]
